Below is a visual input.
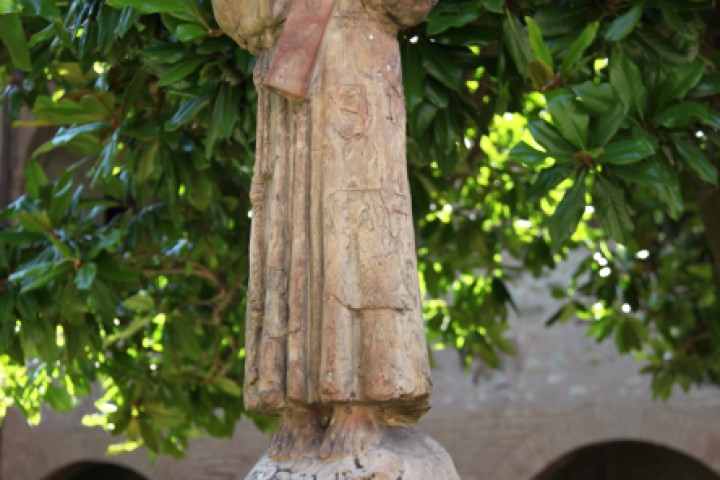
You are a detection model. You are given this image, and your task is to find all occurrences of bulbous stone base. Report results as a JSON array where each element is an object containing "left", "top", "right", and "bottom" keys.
[{"left": 245, "top": 425, "right": 460, "bottom": 479}]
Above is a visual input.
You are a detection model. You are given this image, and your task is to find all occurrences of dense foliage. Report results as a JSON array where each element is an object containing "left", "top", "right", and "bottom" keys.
[{"left": 1, "top": 0, "right": 719, "bottom": 456}]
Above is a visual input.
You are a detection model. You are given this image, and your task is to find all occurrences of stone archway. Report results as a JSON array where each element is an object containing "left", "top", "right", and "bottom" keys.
[
  {"left": 490, "top": 404, "right": 720, "bottom": 480},
  {"left": 533, "top": 440, "right": 720, "bottom": 480},
  {"left": 42, "top": 461, "right": 149, "bottom": 480}
]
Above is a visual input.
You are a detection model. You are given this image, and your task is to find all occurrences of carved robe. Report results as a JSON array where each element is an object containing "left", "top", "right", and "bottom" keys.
[{"left": 241, "top": 0, "right": 433, "bottom": 420}]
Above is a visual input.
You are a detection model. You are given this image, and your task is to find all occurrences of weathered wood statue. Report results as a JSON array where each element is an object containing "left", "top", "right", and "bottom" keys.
[{"left": 212, "top": 0, "right": 460, "bottom": 477}]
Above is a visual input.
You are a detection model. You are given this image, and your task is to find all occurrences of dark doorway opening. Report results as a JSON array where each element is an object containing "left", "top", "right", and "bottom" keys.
[
  {"left": 43, "top": 461, "right": 148, "bottom": 480},
  {"left": 534, "top": 440, "right": 720, "bottom": 480}
]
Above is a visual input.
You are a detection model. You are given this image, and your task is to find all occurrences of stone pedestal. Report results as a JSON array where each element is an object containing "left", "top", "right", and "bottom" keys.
[{"left": 246, "top": 426, "right": 459, "bottom": 479}]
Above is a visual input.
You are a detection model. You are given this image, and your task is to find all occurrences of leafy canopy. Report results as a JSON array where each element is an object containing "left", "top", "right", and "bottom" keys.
[{"left": 1, "top": 0, "right": 720, "bottom": 457}]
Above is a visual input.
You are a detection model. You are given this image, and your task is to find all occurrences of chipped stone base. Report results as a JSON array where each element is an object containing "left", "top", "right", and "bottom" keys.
[{"left": 245, "top": 425, "right": 460, "bottom": 479}]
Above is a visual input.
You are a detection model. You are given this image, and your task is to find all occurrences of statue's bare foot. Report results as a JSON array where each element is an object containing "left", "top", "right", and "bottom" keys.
[
  {"left": 319, "top": 405, "right": 380, "bottom": 460},
  {"left": 267, "top": 407, "right": 322, "bottom": 461}
]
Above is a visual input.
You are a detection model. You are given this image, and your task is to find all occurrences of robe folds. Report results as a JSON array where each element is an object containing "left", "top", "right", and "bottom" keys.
[{"left": 243, "top": 0, "right": 433, "bottom": 421}]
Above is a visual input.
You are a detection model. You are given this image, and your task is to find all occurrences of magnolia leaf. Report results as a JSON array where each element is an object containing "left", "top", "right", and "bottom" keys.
[
  {"left": 175, "top": 24, "right": 207, "bottom": 42},
  {"left": 528, "top": 119, "right": 576, "bottom": 156},
  {"left": 675, "top": 137, "right": 718, "bottom": 185},
  {"left": 593, "top": 175, "right": 633, "bottom": 244},
  {"left": 560, "top": 22, "right": 599, "bottom": 76},
  {"left": 526, "top": 17, "right": 553, "bottom": 70},
  {"left": 609, "top": 49, "right": 646, "bottom": 118},
  {"left": 0, "top": 14, "right": 31, "bottom": 71},
  {"left": 548, "top": 172, "right": 587, "bottom": 247},
  {"left": 122, "top": 293, "right": 155, "bottom": 312},
  {"left": 546, "top": 93, "right": 588, "bottom": 150},
  {"left": 597, "top": 136, "right": 656, "bottom": 165},
  {"left": 605, "top": 3, "right": 643, "bottom": 42},
  {"left": 25, "top": 160, "right": 48, "bottom": 199},
  {"left": 213, "top": 378, "right": 243, "bottom": 397},
  {"left": 75, "top": 262, "right": 98, "bottom": 290}
]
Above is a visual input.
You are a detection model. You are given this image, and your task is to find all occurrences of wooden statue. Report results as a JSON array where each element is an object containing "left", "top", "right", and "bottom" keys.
[{"left": 213, "top": 0, "right": 460, "bottom": 477}]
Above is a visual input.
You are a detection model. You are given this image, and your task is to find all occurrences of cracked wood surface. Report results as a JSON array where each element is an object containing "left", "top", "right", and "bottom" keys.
[{"left": 230, "top": 0, "right": 435, "bottom": 419}]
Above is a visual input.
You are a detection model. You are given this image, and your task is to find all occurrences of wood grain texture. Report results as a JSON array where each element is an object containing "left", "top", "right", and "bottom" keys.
[
  {"left": 213, "top": 1, "right": 459, "bottom": 477},
  {"left": 244, "top": 0, "right": 433, "bottom": 421}
]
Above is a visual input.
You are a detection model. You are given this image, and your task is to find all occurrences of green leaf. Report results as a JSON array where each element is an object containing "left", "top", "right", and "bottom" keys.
[
  {"left": 45, "top": 383, "right": 74, "bottom": 412},
  {"left": 420, "top": 39, "right": 463, "bottom": 90},
  {"left": 139, "top": 420, "right": 160, "bottom": 451},
  {"left": 590, "top": 105, "right": 625, "bottom": 148},
  {"left": 0, "top": 286, "right": 14, "bottom": 320},
  {"left": 605, "top": 3, "right": 643, "bottom": 42},
  {"left": 17, "top": 211, "right": 52, "bottom": 233},
  {"left": 21, "top": 0, "right": 60, "bottom": 20},
  {"left": 75, "top": 262, "right": 97, "bottom": 290},
  {"left": 527, "top": 60, "right": 554, "bottom": 89},
  {"left": 423, "top": 79, "right": 449, "bottom": 109},
  {"left": 157, "top": 58, "right": 204, "bottom": 87},
  {"left": 660, "top": 6, "right": 697, "bottom": 40},
  {"left": 609, "top": 49, "right": 646, "bottom": 118},
  {"left": 168, "top": 317, "right": 202, "bottom": 359},
  {"left": 560, "top": 22, "right": 599, "bottom": 77},
  {"left": 102, "top": 316, "right": 151, "bottom": 348},
  {"left": 409, "top": 102, "right": 437, "bottom": 136},
  {"left": 402, "top": 41, "right": 425, "bottom": 111},
  {"left": 509, "top": 142, "right": 549, "bottom": 166},
  {"left": 175, "top": 23, "right": 207, "bottom": 42},
  {"left": 426, "top": 2, "right": 482, "bottom": 35},
  {"left": 0, "top": 13, "right": 31, "bottom": 71},
  {"left": 546, "top": 93, "right": 588, "bottom": 150},
  {"left": 214, "top": 377, "right": 243, "bottom": 397},
  {"left": 525, "top": 17, "right": 553, "bottom": 70},
  {"left": 20, "top": 96, "right": 107, "bottom": 126},
  {"left": 18, "top": 262, "right": 72, "bottom": 293},
  {"left": 48, "top": 173, "right": 74, "bottom": 225},
  {"left": 634, "top": 24, "right": 694, "bottom": 65},
  {"left": 527, "top": 119, "right": 576, "bottom": 156},
  {"left": 611, "top": 160, "right": 672, "bottom": 187},
  {"left": 0, "top": 0, "right": 21, "bottom": 14},
  {"left": 572, "top": 82, "right": 619, "bottom": 116},
  {"left": 534, "top": 6, "right": 589, "bottom": 36},
  {"left": 137, "top": 142, "right": 159, "bottom": 184},
  {"left": 25, "top": 160, "right": 48, "bottom": 199},
  {"left": 548, "top": 171, "right": 586, "bottom": 246},
  {"left": 669, "top": 60, "right": 706, "bottom": 100},
  {"left": 106, "top": 0, "right": 186, "bottom": 14},
  {"left": 187, "top": 174, "right": 213, "bottom": 211},
  {"left": 690, "top": 73, "right": 720, "bottom": 98},
  {"left": 675, "top": 137, "right": 717, "bottom": 185},
  {"left": 33, "top": 122, "right": 108, "bottom": 159},
  {"left": 597, "top": 136, "right": 656, "bottom": 165},
  {"left": 206, "top": 83, "right": 239, "bottom": 158},
  {"left": 0, "top": 231, "right": 45, "bottom": 245},
  {"left": 652, "top": 101, "right": 708, "bottom": 128},
  {"left": 164, "top": 95, "right": 210, "bottom": 131},
  {"left": 503, "top": 11, "right": 533, "bottom": 77},
  {"left": 122, "top": 293, "right": 155, "bottom": 312},
  {"left": 614, "top": 317, "right": 646, "bottom": 353},
  {"left": 593, "top": 175, "right": 633, "bottom": 244},
  {"left": 8, "top": 260, "right": 52, "bottom": 282},
  {"left": 480, "top": 0, "right": 503, "bottom": 14},
  {"left": 653, "top": 156, "right": 684, "bottom": 218},
  {"left": 587, "top": 316, "right": 615, "bottom": 342}
]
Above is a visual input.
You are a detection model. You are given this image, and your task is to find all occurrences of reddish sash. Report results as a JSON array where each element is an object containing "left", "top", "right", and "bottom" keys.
[{"left": 264, "top": 0, "right": 335, "bottom": 99}]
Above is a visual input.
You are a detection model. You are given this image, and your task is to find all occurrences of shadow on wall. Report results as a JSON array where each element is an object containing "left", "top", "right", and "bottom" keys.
[
  {"left": 534, "top": 441, "right": 720, "bottom": 480},
  {"left": 42, "top": 462, "right": 149, "bottom": 480}
]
